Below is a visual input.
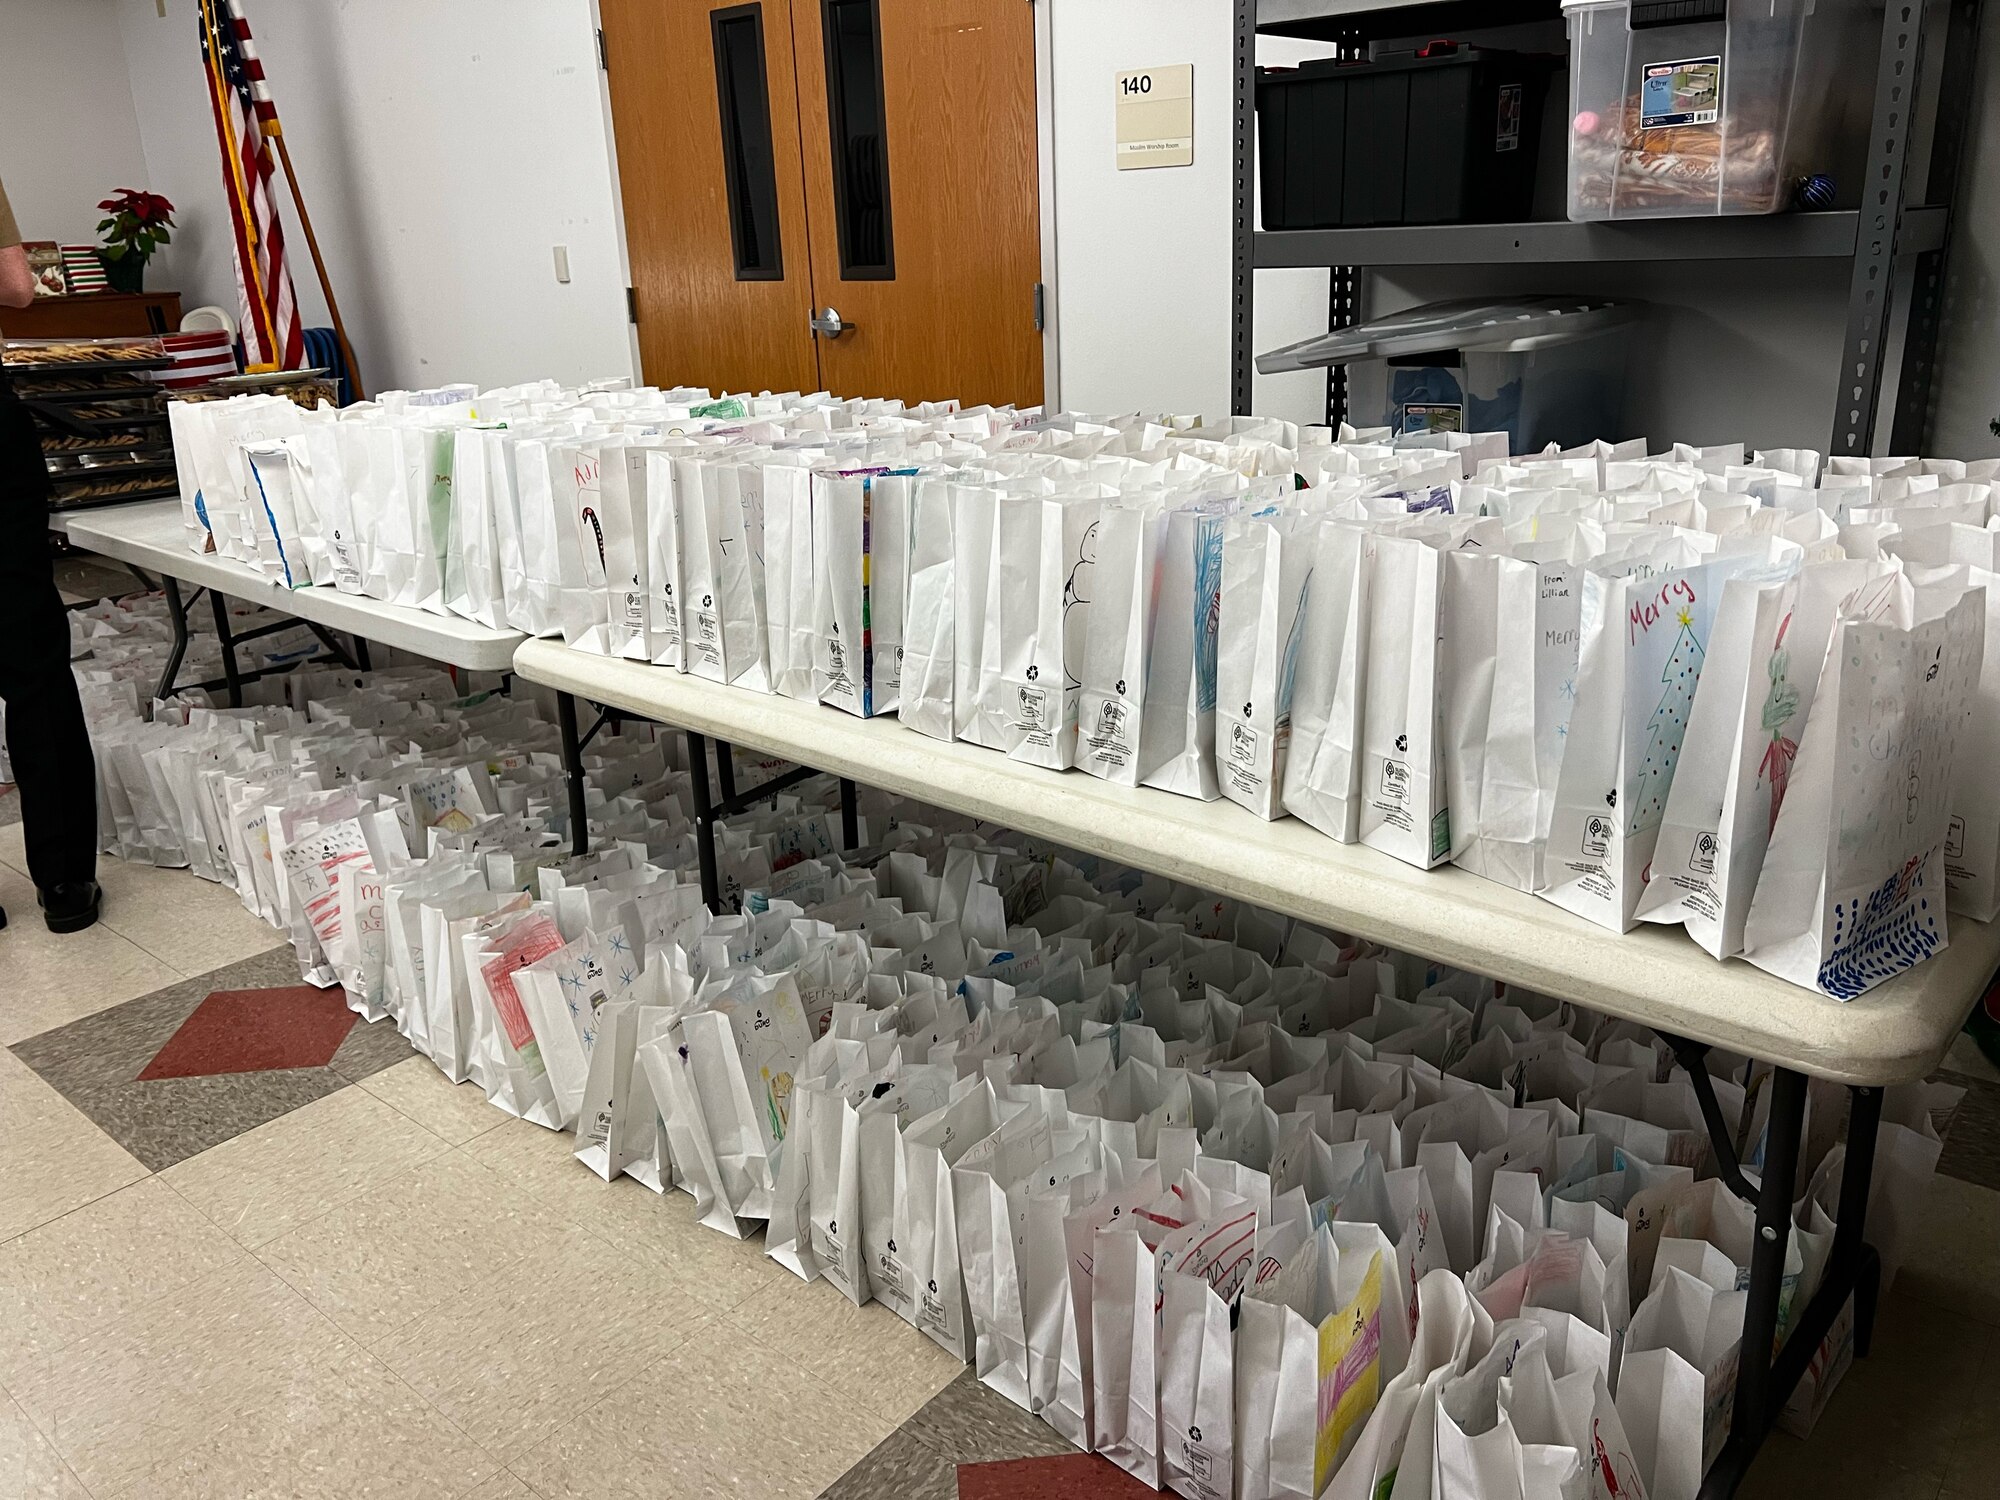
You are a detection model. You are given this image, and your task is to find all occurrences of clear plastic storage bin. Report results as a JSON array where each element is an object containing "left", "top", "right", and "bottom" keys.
[
  {"left": 1256, "top": 298, "right": 1637, "bottom": 455},
  {"left": 1563, "top": 0, "right": 1864, "bottom": 219}
]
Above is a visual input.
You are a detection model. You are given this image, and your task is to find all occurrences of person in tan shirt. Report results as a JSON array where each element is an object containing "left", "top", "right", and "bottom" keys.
[{"left": 0, "top": 176, "right": 102, "bottom": 933}]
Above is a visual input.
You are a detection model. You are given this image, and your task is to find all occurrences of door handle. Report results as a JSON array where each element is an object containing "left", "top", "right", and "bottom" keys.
[{"left": 809, "top": 306, "right": 857, "bottom": 340}]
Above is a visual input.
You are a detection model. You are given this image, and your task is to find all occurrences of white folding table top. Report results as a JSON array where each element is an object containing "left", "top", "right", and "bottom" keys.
[
  {"left": 66, "top": 499, "right": 526, "bottom": 674},
  {"left": 514, "top": 637, "right": 1999, "bottom": 1086}
]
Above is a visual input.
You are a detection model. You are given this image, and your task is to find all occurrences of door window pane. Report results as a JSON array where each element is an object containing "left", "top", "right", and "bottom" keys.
[
  {"left": 711, "top": 4, "right": 784, "bottom": 281},
  {"left": 821, "top": 0, "right": 895, "bottom": 279}
]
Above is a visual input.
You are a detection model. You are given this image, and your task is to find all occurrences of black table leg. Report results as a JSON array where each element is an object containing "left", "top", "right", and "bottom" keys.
[
  {"left": 354, "top": 635, "right": 372, "bottom": 671},
  {"left": 1699, "top": 1065, "right": 1810, "bottom": 1499},
  {"left": 155, "top": 576, "right": 191, "bottom": 703},
  {"left": 556, "top": 690, "right": 590, "bottom": 857},
  {"left": 715, "top": 738, "right": 737, "bottom": 804},
  {"left": 687, "top": 730, "right": 721, "bottom": 912},
  {"left": 209, "top": 589, "right": 243, "bottom": 707},
  {"left": 840, "top": 778, "right": 859, "bottom": 849}
]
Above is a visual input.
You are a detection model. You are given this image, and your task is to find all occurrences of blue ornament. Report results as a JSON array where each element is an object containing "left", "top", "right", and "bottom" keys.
[{"left": 1795, "top": 173, "right": 1837, "bottom": 210}]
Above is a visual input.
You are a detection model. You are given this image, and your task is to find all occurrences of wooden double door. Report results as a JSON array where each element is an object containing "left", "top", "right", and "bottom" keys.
[{"left": 601, "top": 0, "right": 1044, "bottom": 409}]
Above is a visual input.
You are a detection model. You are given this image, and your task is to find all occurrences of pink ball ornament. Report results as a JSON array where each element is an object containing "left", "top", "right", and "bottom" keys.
[{"left": 1573, "top": 109, "right": 1601, "bottom": 135}]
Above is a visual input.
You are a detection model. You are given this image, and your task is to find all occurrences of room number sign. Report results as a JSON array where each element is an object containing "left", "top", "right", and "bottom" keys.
[{"left": 1116, "top": 63, "right": 1194, "bottom": 169}]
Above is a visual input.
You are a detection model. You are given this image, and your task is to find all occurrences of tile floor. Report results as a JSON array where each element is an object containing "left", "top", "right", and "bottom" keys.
[{"left": 2, "top": 830, "right": 1998, "bottom": 1499}]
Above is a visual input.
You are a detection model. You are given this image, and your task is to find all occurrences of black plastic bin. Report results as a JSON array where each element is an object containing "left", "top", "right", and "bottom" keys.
[{"left": 1257, "top": 44, "right": 1555, "bottom": 229}]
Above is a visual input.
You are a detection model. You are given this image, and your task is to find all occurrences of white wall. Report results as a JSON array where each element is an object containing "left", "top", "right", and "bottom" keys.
[
  {"left": 113, "top": 0, "right": 634, "bottom": 395},
  {"left": 1048, "top": 0, "right": 1235, "bottom": 418},
  {"left": 0, "top": 0, "right": 150, "bottom": 247}
]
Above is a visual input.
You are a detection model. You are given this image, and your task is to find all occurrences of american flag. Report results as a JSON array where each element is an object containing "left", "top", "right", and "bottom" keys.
[{"left": 199, "top": 0, "right": 303, "bottom": 372}]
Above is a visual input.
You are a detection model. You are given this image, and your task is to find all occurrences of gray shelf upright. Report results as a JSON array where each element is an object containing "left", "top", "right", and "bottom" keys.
[{"left": 1229, "top": 0, "right": 1987, "bottom": 458}]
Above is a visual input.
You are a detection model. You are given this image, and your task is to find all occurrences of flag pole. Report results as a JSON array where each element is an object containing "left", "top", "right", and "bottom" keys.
[
  {"left": 225, "top": 0, "right": 365, "bottom": 400},
  {"left": 263, "top": 126, "right": 366, "bottom": 401}
]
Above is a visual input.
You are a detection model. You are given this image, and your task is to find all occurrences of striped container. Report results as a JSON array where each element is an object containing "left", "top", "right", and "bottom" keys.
[
  {"left": 153, "top": 329, "right": 239, "bottom": 389},
  {"left": 61, "top": 245, "right": 109, "bottom": 294}
]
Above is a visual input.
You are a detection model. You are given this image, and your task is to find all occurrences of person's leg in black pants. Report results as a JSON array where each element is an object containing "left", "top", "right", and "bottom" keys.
[{"left": 0, "top": 393, "right": 100, "bottom": 932}]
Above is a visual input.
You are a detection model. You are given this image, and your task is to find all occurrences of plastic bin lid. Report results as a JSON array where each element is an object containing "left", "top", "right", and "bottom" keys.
[{"left": 1256, "top": 296, "right": 1637, "bottom": 374}]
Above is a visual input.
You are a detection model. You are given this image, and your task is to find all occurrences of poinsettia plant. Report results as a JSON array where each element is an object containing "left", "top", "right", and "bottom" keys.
[{"left": 96, "top": 189, "right": 175, "bottom": 265}]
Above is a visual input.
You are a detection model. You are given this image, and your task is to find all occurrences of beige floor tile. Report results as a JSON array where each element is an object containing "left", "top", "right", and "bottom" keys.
[
  {"left": 105, "top": 1339, "right": 498, "bottom": 1500},
  {"left": 257, "top": 1152, "right": 585, "bottom": 1348},
  {"left": 161, "top": 1085, "right": 450, "bottom": 1250},
  {"left": 371, "top": 1223, "right": 709, "bottom": 1464},
  {"left": 0, "top": 864, "right": 180, "bottom": 1047},
  {"left": 468, "top": 1472, "right": 540, "bottom": 1500},
  {"left": 0, "top": 1049, "right": 149, "bottom": 1245},
  {"left": 360, "top": 1056, "right": 509, "bottom": 1145},
  {"left": 0, "top": 1392, "right": 88, "bottom": 1500},
  {"left": 0, "top": 821, "right": 24, "bottom": 874},
  {"left": 1897, "top": 1176, "right": 2000, "bottom": 1328},
  {"left": 0, "top": 1177, "right": 245, "bottom": 1393},
  {"left": 510, "top": 1314, "right": 891, "bottom": 1500},
  {"left": 15, "top": 1256, "right": 351, "bottom": 1496},
  {"left": 92, "top": 859, "right": 284, "bottom": 977},
  {"left": 465, "top": 1117, "right": 785, "bottom": 1310},
  {"left": 729, "top": 1266, "right": 961, "bottom": 1427}
]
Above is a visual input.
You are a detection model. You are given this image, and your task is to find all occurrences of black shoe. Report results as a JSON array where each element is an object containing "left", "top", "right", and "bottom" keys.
[
  {"left": 38, "top": 881, "right": 101, "bottom": 934},
  {"left": 0, "top": 904, "right": 7, "bottom": 931}
]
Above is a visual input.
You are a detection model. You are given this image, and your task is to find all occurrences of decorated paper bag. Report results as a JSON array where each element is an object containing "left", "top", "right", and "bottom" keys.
[
  {"left": 1141, "top": 499, "right": 1239, "bottom": 800},
  {"left": 598, "top": 443, "right": 653, "bottom": 661},
  {"left": 1635, "top": 562, "right": 1871, "bottom": 956},
  {"left": 1237, "top": 1225, "right": 1406, "bottom": 1500},
  {"left": 987, "top": 491, "right": 1102, "bottom": 769},
  {"left": 1743, "top": 571, "right": 1986, "bottom": 996},
  {"left": 1283, "top": 519, "right": 1371, "bottom": 841},
  {"left": 814, "top": 469, "right": 914, "bottom": 716},
  {"left": 573, "top": 995, "right": 664, "bottom": 1181},
  {"left": 1218, "top": 510, "right": 1315, "bottom": 820},
  {"left": 464, "top": 905, "right": 567, "bottom": 1126},
  {"left": 1078, "top": 497, "right": 1168, "bottom": 786},
  {"left": 1545, "top": 554, "right": 1761, "bottom": 932},
  {"left": 551, "top": 440, "right": 614, "bottom": 653}
]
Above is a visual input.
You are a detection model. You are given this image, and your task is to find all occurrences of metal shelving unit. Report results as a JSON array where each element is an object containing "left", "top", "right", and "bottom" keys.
[{"left": 1229, "top": 0, "right": 1987, "bottom": 457}]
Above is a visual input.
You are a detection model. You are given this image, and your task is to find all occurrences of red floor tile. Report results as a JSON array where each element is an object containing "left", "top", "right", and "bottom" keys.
[
  {"left": 957, "top": 1454, "right": 1165, "bottom": 1499},
  {"left": 137, "top": 985, "right": 357, "bottom": 1080}
]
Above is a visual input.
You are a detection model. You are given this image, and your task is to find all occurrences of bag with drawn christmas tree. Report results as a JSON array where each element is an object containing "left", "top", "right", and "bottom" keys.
[{"left": 1544, "top": 542, "right": 1777, "bottom": 933}]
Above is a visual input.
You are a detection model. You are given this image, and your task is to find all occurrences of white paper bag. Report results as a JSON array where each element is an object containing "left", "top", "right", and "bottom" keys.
[
  {"left": 1141, "top": 500, "right": 1237, "bottom": 800},
  {"left": 1546, "top": 555, "right": 1759, "bottom": 932},
  {"left": 1743, "top": 571, "right": 1986, "bottom": 996},
  {"left": 1218, "top": 511, "right": 1315, "bottom": 820},
  {"left": 900, "top": 474, "right": 958, "bottom": 739},
  {"left": 1443, "top": 549, "right": 1582, "bottom": 891},
  {"left": 1361, "top": 533, "right": 1453, "bottom": 869},
  {"left": 1078, "top": 497, "right": 1166, "bottom": 786},
  {"left": 1284, "top": 519, "right": 1372, "bottom": 841}
]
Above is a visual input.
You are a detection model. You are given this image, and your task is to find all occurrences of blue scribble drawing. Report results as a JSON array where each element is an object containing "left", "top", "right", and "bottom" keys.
[
  {"left": 1194, "top": 514, "right": 1225, "bottom": 713},
  {"left": 1817, "top": 852, "right": 1944, "bottom": 1000}
]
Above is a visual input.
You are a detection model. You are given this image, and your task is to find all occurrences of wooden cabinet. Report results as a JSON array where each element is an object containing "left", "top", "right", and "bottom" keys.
[{"left": 1, "top": 291, "right": 184, "bottom": 340}]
